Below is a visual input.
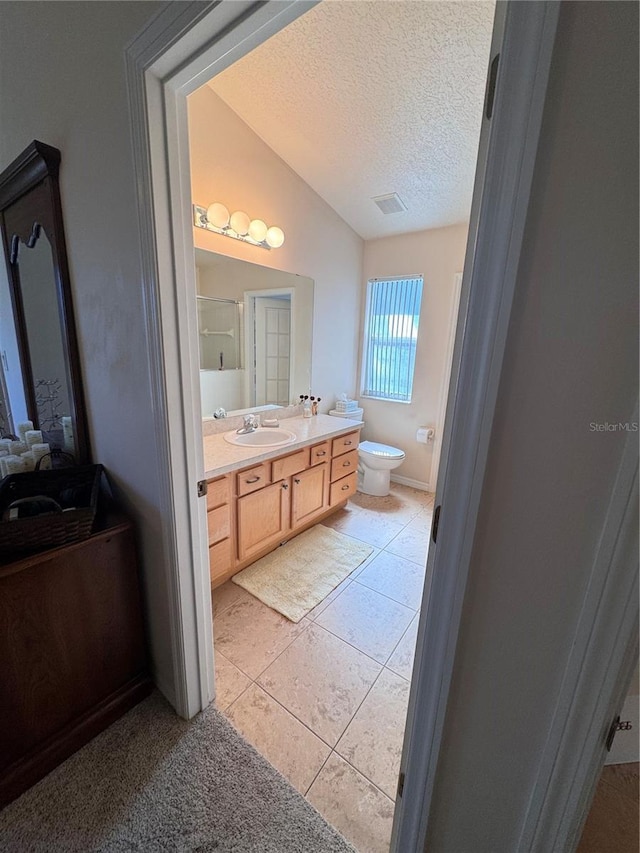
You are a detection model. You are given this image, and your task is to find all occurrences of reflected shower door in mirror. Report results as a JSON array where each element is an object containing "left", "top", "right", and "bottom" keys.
[
  {"left": 0, "top": 141, "right": 90, "bottom": 463},
  {"left": 195, "top": 249, "right": 313, "bottom": 417}
]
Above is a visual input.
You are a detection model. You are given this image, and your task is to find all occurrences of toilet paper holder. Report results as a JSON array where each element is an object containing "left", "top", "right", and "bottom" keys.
[{"left": 416, "top": 426, "right": 435, "bottom": 444}]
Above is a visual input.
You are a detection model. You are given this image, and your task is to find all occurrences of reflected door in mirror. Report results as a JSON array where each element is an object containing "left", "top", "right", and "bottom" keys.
[{"left": 13, "top": 227, "right": 74, "bottom": 453}]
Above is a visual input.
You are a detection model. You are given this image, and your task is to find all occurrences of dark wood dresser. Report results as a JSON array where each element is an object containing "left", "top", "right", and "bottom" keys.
[{"left": 0, "top": 516, "right": 152, "bottom": 808}]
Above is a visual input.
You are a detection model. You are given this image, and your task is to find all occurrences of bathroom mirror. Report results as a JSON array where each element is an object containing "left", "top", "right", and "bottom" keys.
[
  {"left": 0, "top": 141, "right": 90, "bottom": 462},
  {"left": 195, "top": 249, "right": 313, "bottom": 417}
]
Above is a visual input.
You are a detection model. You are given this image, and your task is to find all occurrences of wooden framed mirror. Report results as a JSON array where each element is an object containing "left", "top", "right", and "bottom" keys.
[{"left": 0, "top": 141, "right": 90, "bottom": 464}]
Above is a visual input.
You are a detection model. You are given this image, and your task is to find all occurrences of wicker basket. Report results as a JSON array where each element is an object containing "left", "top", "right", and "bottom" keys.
[{"left": 0, "top": 464, "right": 103, "bottom": 559}]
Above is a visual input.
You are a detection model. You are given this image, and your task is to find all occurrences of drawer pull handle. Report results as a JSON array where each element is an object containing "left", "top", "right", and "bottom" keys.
[
  {"left": 344, "top": 440, "right": 353, "bottom": 446},
  {"left": 316, "top": 450, "right": 327, "bottom": 456},
  {"left": 245, "top": 476, "right": 261, "bottom": 484},
  {"left": 294, "top": 478, "right": 301, "bottom": 484},
  {"left": 341, "top": 484, "right": 350, "bottom": 491},
  {"left": 343, "top": 461, "right": 351, "bottom": 467}
]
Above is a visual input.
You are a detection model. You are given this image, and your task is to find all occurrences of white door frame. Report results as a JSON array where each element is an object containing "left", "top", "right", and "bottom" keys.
[
  {"left": 428, "top": 271, "right": 462, "bottom": 490},
  {"left": 125, "top": 2, "right": 637, "bottom": 851}
]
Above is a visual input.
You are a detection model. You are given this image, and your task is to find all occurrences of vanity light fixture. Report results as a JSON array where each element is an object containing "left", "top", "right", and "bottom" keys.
[{"left": 193, "top": 203, "right": 285, "bottom": 250}]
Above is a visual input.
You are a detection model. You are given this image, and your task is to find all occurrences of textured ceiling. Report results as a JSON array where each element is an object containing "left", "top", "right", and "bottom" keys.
[{"left": 207, "top": 1, "right": 495, "bottom": 240}]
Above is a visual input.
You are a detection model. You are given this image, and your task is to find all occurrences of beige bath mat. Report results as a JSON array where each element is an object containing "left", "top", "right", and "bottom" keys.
[{"left": 231, "top": 525, "right": 373, "bottom": 622}]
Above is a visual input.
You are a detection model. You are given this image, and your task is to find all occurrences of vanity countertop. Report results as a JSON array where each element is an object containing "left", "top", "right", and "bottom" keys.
[{"left": 203, "top": 414, "right": 363, "bottom": 479}]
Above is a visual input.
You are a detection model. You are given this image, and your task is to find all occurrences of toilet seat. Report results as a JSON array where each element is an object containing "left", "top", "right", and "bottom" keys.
[{"left": 359, "top": 440, "right": 405, "bottom": 460}]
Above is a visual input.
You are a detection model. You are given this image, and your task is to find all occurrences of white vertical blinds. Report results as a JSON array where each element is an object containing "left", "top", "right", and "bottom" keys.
[{"left": 361, "top": 275, "right": 423, "bottom": 402}]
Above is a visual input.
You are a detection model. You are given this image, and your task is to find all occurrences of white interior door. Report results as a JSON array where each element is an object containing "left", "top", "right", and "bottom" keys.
[{"left": 253, "top": 297, "right": 291, "bottom": 407}]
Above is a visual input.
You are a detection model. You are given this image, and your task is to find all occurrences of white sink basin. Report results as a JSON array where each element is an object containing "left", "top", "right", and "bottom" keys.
[{"left": 224, "top": 427, "right": 297, "bottom": 448}]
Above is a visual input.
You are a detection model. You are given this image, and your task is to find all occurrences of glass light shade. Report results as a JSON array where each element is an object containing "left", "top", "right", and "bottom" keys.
[
  {"left": 248, "top": 219, "right": 268, "bottom": 243},
  {"left": 206, "top": 202, "right": 229, "bottom": 229},
  {"left": 230, "top": 210, "right": 250, "bottom": 236},
  {"left": 265, "top": 226, "right": 285, "bottom": 248}
]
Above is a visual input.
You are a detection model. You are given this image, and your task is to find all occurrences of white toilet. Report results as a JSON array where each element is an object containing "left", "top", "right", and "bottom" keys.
[{"left": 357, "top": 440, "right": 406, "bottom": 496}]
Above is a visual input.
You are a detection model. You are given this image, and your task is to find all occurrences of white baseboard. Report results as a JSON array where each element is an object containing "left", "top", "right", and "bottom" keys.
[{"left": 391, "top": 474, "right": 433, "bottom": 493}]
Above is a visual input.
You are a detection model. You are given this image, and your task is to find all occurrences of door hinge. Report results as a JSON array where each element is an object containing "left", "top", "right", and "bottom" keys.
[
  {"left": 605, "top": 715, "right": 620, "bottom": 751},
  {"left": 197, "top": 480, "right": 208, "bottom": 498},
  {"left": 485, "top": 53, "right": 500, "bottom": 120},
  {"left": 397, "top": 771, "right": 405, "bottom": 798},
  {"left": 432, "top": 505, "right": 441, "bottom": 544}
]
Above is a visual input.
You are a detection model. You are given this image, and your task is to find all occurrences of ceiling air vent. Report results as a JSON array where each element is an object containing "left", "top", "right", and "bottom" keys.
[{"left": 372, "top": 193, "right": 407, "bottom": 215}]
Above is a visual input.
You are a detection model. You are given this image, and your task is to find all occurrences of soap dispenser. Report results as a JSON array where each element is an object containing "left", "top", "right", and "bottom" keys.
[{"left": 303, "top": 396, "right": 312, "bottom": 418}]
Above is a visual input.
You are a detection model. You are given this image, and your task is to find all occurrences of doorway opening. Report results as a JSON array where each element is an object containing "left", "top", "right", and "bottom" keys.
[
  {"left": 186, "top": 3, "right": 492, "bottom": 849},
  {"left": 126, "top": 0, "right": 566, "bottom": 850}
]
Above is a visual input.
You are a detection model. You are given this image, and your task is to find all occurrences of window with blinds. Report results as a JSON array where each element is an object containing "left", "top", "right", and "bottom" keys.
[{"left": 360, "top": 275, "right": 423, "bottom": 402}]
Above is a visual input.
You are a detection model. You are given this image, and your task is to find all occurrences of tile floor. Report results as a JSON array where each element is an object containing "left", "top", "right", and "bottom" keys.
[{"left": 212, "top": 483, "right": 434, "bottom": 853}]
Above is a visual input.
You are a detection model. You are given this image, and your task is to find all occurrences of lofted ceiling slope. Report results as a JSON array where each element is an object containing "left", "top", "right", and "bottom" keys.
[{"left": 207, "top": 1, "right": 495, "bottom": 241}]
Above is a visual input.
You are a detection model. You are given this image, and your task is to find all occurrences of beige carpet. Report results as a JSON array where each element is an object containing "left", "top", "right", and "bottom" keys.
[
  {"left": 232, "top": 524, "right": 373, "bottom": 622},
  {"left": 0, "top": 691, "right": 355, "bottom": 852}
]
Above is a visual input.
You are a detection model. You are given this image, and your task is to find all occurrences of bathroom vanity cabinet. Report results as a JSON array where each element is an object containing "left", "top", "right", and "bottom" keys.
[{"left": 206, "top": 428, "right": 360, "bottom": 587}]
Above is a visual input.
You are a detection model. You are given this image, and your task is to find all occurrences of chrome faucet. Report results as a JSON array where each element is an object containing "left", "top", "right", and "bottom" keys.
[{"left": 236, "top": 414, "right": 259, "bottom": 434}]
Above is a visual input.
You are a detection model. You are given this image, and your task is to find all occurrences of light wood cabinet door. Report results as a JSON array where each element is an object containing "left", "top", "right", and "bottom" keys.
[
  {"left": 291, "top": 463, "right": 329, "bottom": 528},
  {"left": 236, "top": 480, "right": 290, "bottom": 562}
]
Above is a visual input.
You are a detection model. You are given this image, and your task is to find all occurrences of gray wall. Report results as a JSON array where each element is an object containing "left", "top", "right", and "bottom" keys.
[
  {"left": 0, "top": 2, "right": 176, "bottom": 702},
  {"left": 426, "top": 2, "right": 638, "bottom": 850}
]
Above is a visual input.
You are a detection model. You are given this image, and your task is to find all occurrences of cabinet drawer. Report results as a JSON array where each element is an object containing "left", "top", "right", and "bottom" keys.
[
  {"left": 207, "top": 504, "right": 230, "bottom": 546},
  {"left": 207, "top": 475, "right": 229, "bottom": 510},
  {"left": 332, "top": 431, "right": 359, "bottom": 457},
  {"left": 330, "top": 471, "right": 357, "bottom": 505},
  {"left": 309, "top": 441, "right": 330, "bottom": 466},
  {"left": 271, "top": 447, "right": 310, "bottom": 482},
  {"left": 236, "top": 463, "right": 271, "bottom": 497},
  {"left": 330, "top": 449, "right": 358, "bottom": 483},
  {"left": 209, "top": 537, "right": 232, "bottom": 584}
]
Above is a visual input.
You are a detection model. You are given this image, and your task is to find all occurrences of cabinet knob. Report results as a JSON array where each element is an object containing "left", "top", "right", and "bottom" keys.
[
  {"left": 294, "top": 478, "right": 301, "bottom": 484},
  {"left": 282, "top": 482, "right": 289, "bottom": 490}
]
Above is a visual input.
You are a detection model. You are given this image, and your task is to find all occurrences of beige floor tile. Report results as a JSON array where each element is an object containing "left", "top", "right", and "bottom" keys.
[
  {"left": 306, "top": 576, "right": 353, "bottom": 621},
  {"left": 213, "top": 651, "right": 251, "bottom": 711},
  {"left": 322, "top": 506, "right": 405, "bottom": 550},
  {"left": 258, "top": 623, "right": 381, "bottom": 746},
  {"left": 213, "top": 593, "right": 309, "bottom": 679},
  {"left": 406, "top": 508, "right": 433, "bottom": 533},
  {"left": 336, "top": 668, "right": 410, "bottom": 799},
  {"left": 386, "top": 616, "right": 419, "bottom": 681},
  {"left": 225, "top": 683, "right": 331, "bottom": 795},
  {"left": 316, "top": 582, "right": 415, "bottom": 664},
  {"left": 355, "top": 550, "right": 427, "bottom": 610},
  {"left": 307, "top": 753, "right": 395, "bottom": 853},
  {"left": 211, "top": 580, "right": 254, "bottom": 619},
  {"left": 385, "top": 524, "right": 430, "bottom": 566}
]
